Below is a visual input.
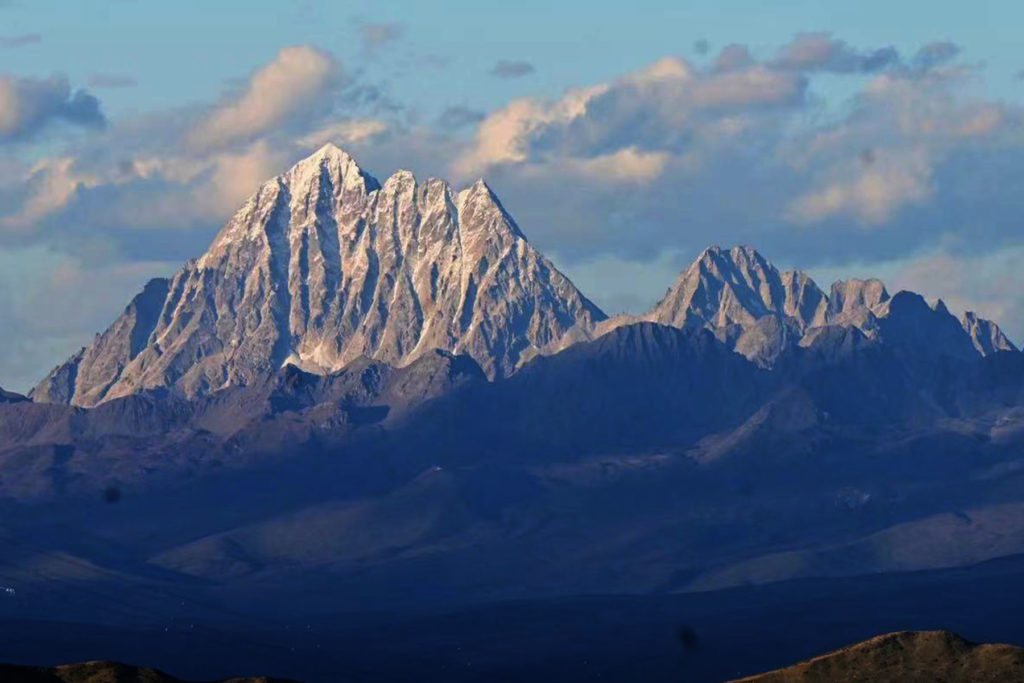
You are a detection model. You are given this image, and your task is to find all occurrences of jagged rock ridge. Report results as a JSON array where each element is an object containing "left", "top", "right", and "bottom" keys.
[
  {"left": 548, "top": 245, "right": 1014, "bottom": 367},
  {"left": 646, "top": 245, "right": 1004, "bottom": 364},
  {"left": 32, "top": 144, "right": 606, "bottom": 406},
  {"left": 963, "top": 310, "right": 1019, "bottom": 355}
]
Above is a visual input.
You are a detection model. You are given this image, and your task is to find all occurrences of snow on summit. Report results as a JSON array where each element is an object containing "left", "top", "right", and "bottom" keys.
[{"left": 32, "top": 144, "right": 606, "bottom": 405}]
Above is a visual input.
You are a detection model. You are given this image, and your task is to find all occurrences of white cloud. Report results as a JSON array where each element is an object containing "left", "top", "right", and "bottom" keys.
[
  {"left": 189, "top": 45, "right": 343, "bottom": 149},
  {"left": 562, "top": 147, "right": 671, "bottom": 184},
  {"left": 453, "top": 56, "right": 804, "bottom": 180},
  {"left": 0, "top": 157, "right": 97, "bottom": 231},
  {"left": 296, "top": 119, "right": 389, "bottom": 149},
  {"left": 202, "top": 140, "right": 292, "bottom": 215},
  {"left": 787, "top": 149, "right": 934, "bottom": 224},
  {"left": 453, "top": 86, "right": 604, "bottom": 178}
]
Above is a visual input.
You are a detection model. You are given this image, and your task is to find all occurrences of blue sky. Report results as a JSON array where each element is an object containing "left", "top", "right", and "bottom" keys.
[{"left": 1, "top": 0, "right": 1023, "bottom": 390}]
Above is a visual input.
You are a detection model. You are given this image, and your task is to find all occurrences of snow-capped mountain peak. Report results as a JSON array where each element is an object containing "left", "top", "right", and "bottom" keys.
[{"left": 32, "top": 146, "right": 606, "bottom": 406}]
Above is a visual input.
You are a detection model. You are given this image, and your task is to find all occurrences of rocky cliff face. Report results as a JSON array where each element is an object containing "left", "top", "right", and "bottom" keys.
[
  {"left": 962, "top": 310, "right": 1019, "bottom": 356},
  {"left": 649, "top": 245, "right": 827, "bottom": 332},
  {"left": 32, "top": 144, "right": 606, "bottom": 406},
  {"left": 644, "top": 245, "right": 1010, "bottom": 366},
  {"left": 545, "top": 245, "right": 1013, "bottom": 368}
]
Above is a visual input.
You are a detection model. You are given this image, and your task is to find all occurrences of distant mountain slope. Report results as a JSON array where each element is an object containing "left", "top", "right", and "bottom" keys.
[
  {"left": 650, "top": 245, "right": 828, "bottom": 333},
  {"left": 0, "top": 660, "right": 293, "bottom": 682},
  {"left": 653, "top": 245, "right": 1008, "bottom": 365},
  {"left": 545, "top": 245, "right": 1014, "bottom": 368},
  {"left": 963, "top": 310, "right": 1019, "bottom": 355},
  {"left": 32, "top": 144, "right": 605, "bottom": 406},
  {"left": 733, "top": 630, "right": 1024, "bottom": 682},
  {"left": 0, "top": 350, "right": 484, "bottom": 502},
  {"left": 5, "top": 317, "right": 1024, "bottom": 618}
]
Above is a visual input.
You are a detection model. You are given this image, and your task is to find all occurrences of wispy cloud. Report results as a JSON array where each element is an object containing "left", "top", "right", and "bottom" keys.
[
  {"left": 296, "top": 118, "right": 388, "bottom": 148},
  {"left": 911, "top": 42, "right": 961, "bottom": 70},
  {"left": 88, "top": 73, "right": 138, "bottom": 89},
  {"left": 188, "top": 45, "right": 343, "bottom": 149},
  {"left": 771, "top": 32, "right": 899, "bottom": 73},
  {"left": 359, "top": 22, "right": 404, "bottom": 53},
  {"left": 0, "top": 33, "right": 41, "bottom": 48},
  {"left": 490, "top": 60, "right": 536, "bottom": 79},
  {"left": 437, "top": 105, "right": 485, "bottom": 129}
]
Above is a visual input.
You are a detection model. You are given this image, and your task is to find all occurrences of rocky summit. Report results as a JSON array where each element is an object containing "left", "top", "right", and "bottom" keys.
[{"left": 32, "top": 144, "right": 605, "bottom": 406}]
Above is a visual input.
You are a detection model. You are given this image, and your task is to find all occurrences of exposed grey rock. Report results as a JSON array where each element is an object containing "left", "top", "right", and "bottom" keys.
[
  {"left": 32, "top": 144, "right": 605, "bottom": 406},
  {"left": 31, "top": 279, "right": 170, "bottom": 405},
  {"left": 649, "top": 245, "right": 826, "bottom": 332},
  {"left": 826, "top": 278, "right": 890, "bottom": 325},
  {"left": 962, "top": 311, "right": 1018, "bottom": 356},
  {"left": 538, "top": 245, "right": 1016, "bottom": 369},
  {"left": 636, "top": 246, "right": 1003, "bottom": 366}
]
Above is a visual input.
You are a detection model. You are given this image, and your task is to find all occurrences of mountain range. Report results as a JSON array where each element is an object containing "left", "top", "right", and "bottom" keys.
[
  {"left": 4, "top": 145, "right": 1024, "bottom": 681},
  {"left": 28, "top": 144, "right": 1015, "bottom": 407}
]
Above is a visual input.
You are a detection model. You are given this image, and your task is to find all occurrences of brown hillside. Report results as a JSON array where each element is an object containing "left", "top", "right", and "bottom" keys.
[
  {"left": 0, "top": 660, "right": 295, "bottom": 683},
  {"left": 734, "top": 630, "right": 1024, "bottom": 682}
]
